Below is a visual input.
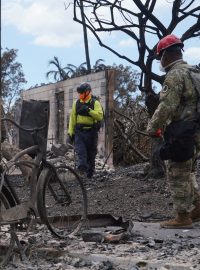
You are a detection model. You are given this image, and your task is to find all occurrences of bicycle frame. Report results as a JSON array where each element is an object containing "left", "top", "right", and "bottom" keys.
[
  {"left": 0, "top": 118, "right": 48, "bottom": 222},
  {"left": 1, "top": 147, "right": 73, "bottom": 223},
  {"left": 1, "top": 117, "right": 88, "bottom": 240},
  {"left": 1, "top": 154, "right": 39, "bottom": 221}
]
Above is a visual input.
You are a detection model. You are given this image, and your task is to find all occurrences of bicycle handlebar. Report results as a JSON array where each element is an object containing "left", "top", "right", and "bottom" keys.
[{"left": 1, "top": 118, "right": 46, "bottom": 133}]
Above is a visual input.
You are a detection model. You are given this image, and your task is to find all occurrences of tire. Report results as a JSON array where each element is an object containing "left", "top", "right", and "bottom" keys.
[
  {"left": 1, "top": 185, "right": 17, "bottom": 208},
  {"left": 0, "top": 188, "right": 16, "bottom": 267},
  {"left": 37, "top": 165, "right": 88, "bottom": 238}
]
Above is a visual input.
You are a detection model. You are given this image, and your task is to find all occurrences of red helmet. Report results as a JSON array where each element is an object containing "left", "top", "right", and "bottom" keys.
[{"left": 156, "top": 34, "right": 183, "bottom": 56}]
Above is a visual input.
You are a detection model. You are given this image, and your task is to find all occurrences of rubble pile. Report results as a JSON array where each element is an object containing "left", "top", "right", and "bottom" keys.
[
  {"left": 48, "top": 144, "right": 111, "bottom": 172},
  {"left": 2, "top": 156, "right": 200, "bottom": 270},
  {"left": 4, "top": 220, "right": 200, "bottom": 270}
]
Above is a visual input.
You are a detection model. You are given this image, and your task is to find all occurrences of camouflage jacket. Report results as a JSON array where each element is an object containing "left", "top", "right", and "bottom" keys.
[{"left": 147, "top": 60, "right": 198, "bottom": 134}]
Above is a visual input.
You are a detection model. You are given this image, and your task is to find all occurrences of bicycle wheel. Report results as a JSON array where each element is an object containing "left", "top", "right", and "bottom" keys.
[
  {"left": 37, "top": 165, "right": 88, "bottom": 238},
  {"left": 0, "top": 189, "right": 16, "bottom": 267}
]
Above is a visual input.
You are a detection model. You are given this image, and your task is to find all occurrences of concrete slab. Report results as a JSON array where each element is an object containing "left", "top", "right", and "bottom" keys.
[
  {"left": 132, "top": 221, "right": 200, "bottom": 244},
  {"left": 68, "top": 252, "right": 194, "bottom": 270},
  {"left": 76, "top": 221, "right": 200, "bottom": 269}
]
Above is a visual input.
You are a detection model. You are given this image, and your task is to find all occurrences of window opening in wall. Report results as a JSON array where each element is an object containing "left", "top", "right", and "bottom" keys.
[
  {"left": 69, "top": 88, "right": 73, "bottom": 108},
  {"left": 100, "top": 82, "right": 106, "bottom": 95}
]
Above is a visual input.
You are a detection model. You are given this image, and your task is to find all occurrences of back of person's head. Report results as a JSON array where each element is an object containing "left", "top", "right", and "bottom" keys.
[{"left": 156, "top": 34, "right": 184, "bottom": 59}]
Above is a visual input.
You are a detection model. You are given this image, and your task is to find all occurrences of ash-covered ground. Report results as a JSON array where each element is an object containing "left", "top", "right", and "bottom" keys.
[{"left": 2, "top": 152, "right": 200, "bottom": 270}]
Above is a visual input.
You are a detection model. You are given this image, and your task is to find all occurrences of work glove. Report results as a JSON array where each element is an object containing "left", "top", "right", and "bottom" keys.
[
  {"left": 77, "top": 104, "right": 90, "bottom": 115},
  {"left": 66, "top": 134, "right": 74, "bottom": 145},
  {"left": 148, "top": 128, "right": 163, "bottom": 138},
  {"left": 155, "top": 128, "right": 163, "bottom": 137}
]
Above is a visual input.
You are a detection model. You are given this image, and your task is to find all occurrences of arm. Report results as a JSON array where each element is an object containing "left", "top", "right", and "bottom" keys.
[
  {"left": 68, "top": 101, "right": 77, "bottom": 137},
  {"left": 88, "top": 100, "right": 103, "bottom": 122},
  {"left": 147, "top": 70, "right": 184, "bottom": 134}
]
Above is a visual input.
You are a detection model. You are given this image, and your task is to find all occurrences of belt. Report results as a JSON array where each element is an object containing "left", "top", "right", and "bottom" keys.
[{"left": 76, "top": 124, "right": 94, "bottom": 131}]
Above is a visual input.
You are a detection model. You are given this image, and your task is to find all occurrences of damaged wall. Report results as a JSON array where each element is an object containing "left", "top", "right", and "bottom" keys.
[{"left": 21, "top": 70, "right": 115, "bottom": 165}]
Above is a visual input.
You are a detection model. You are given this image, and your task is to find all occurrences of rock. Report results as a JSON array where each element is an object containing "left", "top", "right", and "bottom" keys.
[
  {"left": 104, "top": 232, "right": 127, "bottom": 243},
  {"left": 51, "top": 144, "right": 68, "bottom": 157},
  {"left": 82, "top": 230, "right": 104, "bottom": 242}
]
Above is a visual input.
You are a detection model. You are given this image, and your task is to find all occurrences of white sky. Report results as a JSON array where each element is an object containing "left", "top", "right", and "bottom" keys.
[{"left": 2, "top": 0, "right": 200, "bottom": 88}]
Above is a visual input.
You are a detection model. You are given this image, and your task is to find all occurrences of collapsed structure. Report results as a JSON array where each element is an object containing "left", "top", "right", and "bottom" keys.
[{"left": 20, "top": 70, "right": 115, "bottom": 166}]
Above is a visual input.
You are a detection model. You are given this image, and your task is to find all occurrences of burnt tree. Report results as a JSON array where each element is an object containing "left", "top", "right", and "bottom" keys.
[
  {"left": 70, "top": 0, "right": 200, "bottom": 176},
  {"left": 71, "top": 0, "right": 199, "bottom": 113}
]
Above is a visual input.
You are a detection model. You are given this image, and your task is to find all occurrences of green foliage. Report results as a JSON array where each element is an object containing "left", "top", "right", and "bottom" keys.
[
  {"left": 112, "top": 64, "right": 142, "bottom": 107},
  {"left": 46, "top": 56, "right": 70, "bottom": 81},
  {"left": 46, "top": 58, "right": 107, "bottom": 82},
  {"left": 92, "top": 59, "right": 107, "bottom": 72},
  {"left": 46, "top": 57, "right": 143, "bottom": 107},
  {"left": 1, "top": 48, "right": 26, "bottom": 113}
]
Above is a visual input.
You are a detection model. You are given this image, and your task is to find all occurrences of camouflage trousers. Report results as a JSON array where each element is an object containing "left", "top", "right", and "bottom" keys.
[{"left": 166, "top": 157, "right": 200, "bottom": 213}]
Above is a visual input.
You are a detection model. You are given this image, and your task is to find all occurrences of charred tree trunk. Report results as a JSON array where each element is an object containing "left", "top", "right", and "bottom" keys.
[
  {"left": 0, "top": 101, "right": 2, "bottom": 162},
  {"left": 146, "top": 137, "right": 166, "bottom": 178},
  {"left": 143, "top": 66, "right": 165, "bottom": 178}
]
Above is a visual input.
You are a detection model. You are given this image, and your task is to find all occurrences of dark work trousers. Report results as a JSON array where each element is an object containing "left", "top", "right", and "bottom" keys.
[{"left": 75, "top": 127, "right": 98, "bottom": 177}]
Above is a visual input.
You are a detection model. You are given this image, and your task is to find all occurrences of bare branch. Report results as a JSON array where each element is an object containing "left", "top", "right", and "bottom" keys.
[
  {"left": 114, "top": 119, "right": 149, "bottom": 161},
  {"left": 71, "top": 0, "right": 199, "bottom": 112},
  {"left": 114, "top": 109, "right": 149, "bottom": 136}
]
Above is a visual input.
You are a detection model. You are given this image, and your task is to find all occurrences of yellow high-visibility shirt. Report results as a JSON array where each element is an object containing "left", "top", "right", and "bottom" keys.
[{"left": 68, "top": 98, "right": 103, "bottom": 136}]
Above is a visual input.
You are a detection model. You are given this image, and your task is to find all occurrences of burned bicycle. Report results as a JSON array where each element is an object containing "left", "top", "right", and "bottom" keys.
[{"left": 0, "top": 116, "right": 88, "bottom": 266}]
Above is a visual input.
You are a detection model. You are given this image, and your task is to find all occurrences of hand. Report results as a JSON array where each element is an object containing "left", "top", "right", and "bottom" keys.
[
  {"left": 66, "top": 134, "right": 74, "bottom": 145},
  {"left": 155, "top": 128, "right": 163, "bottom": 137},
  {"left": 148, "top": 129, "right": 163, "bottom": 138},
  {"left": 77, "top": 104, "right": 90, "bottom": 115}
]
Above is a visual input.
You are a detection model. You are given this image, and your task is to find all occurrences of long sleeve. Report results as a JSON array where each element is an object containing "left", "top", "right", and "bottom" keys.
[
  {"left": 68, "top": 101, "right": 77, "bottom": 136},
  {"left": 88, "top": 100, "right": 103, "bottom": 121},
  {"left": 147, "top": 68, "right": 184, "bottom": 133}
]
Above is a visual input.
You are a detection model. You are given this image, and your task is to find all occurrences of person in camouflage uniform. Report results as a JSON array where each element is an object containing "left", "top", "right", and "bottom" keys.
[{"left": 147, "top": 34, "right": 200, "bottom": 229}]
